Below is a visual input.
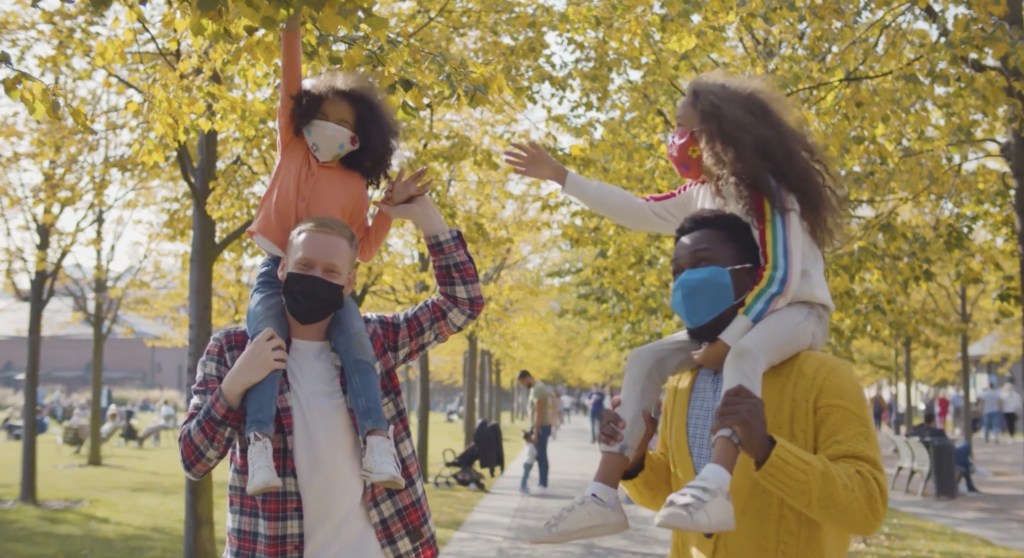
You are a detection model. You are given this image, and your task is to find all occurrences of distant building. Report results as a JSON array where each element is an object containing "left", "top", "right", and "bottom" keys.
[
  {"left": 0, "top": 294, "right": 189, "bottom": 392},
  {"left": 968, "top": 333, "right": 1024, "bottom": 391}
]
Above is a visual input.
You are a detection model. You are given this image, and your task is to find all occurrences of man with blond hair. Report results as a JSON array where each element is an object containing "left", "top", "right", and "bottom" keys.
[{"left": 179, "top": 194, "right": 485, "bottom": 558}]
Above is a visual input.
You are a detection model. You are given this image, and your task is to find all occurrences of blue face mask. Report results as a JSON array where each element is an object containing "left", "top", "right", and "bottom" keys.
[{"left": 670, "top": 266, "right": 751, "bottom": 328}]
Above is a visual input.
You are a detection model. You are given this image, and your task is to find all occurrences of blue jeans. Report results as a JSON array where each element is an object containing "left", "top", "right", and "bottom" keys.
[
  {"left": 244, "top": 256, "right": 388, "bottom": 439},
  {"left": 535, "top": 425, "right": 552, "bottom": 488},
  {"left": 520, "top": 462, "right": 533, "bottom": 489},
  {"left": 983, "top": 411, "right": 1002, "bottom": 442},
  {"left": 953, "top": 442, "right": 978, "bottom": 492},
  {"left": 590, "top": 412, "right": 601, "bottom": 442}
]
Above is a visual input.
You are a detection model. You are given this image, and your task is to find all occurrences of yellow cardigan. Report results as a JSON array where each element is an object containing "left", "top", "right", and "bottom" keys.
[{"left": 623, "top": 352, "right": 887, "bottom": 558}]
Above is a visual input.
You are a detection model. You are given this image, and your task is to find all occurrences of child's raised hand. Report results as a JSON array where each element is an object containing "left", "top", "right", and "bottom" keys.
[
  {"left": 504, "top": 142, "right": 569, "bottom": 186},
  {"left": 385, "top": 167, "right": 433, "bottom": 206}
]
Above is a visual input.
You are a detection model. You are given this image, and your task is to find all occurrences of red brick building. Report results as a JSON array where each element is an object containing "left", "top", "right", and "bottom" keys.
[{"left": 0, "top": 295, "right": 189, "bottom": 391}]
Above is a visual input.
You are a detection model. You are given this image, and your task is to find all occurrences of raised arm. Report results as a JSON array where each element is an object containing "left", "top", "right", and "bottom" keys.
[
  {"left": 357, "top": 210, "right": 394, "bottom": 263},
  {"left": 504, "top": 142, "right": 702, "bottom": 235},
  {"left": 562, "top": 172, "right": 703, "bottom": 234},
  {"left": 277, "top": 14, "right": 303, "bottom": 154},
  {"left": 366, "top": 196, "right": 485, "bottom": 366},
  {"left": 719, "top": 191, "right": 805, "bottom": 347},
  {"left": 752, "top": 360, "right": 888, "bottom": 536}
]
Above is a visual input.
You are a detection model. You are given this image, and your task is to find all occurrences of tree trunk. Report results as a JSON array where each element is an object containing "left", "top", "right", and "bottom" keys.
[
  {"left": 1007, "top": 122, "right": 1024, "bottom": 471},
  {"left": 416, "top": 351, "right": 430, "bottom": 476},
  {"left": 478, "top": 350, "right": 488, "bottom": 425},
  {"left": 959, "top": 284, "right": 973, "bottom": 444},
  {"left": 493, "top": 359, "right": 501, "bottom": 423},
  {"left": 88, "top": 209, "right": 107, "bottom": 467},
  {"left": 413, "top": 262, "right": 431, "bottom": 474},
  {"left": 463, "top": 334, "right": 478, "bottom": 447},
  {"left": 892, "top": 335, "right": 900, "bottom": 434},
  {"left": 183, "top": 129, "right": 219, "bottom": 558},
  {"left": 87, "top": 288, "right": 106, "bottom": 466},
  {"left": 19, "top": 268, "right": 46, "bottom": 504},
  {"left": 903, "top": 337, "right": 914, "bottom": 428},
  {"left": 510, "top": 378, "right": 516, "bottom": 424}
]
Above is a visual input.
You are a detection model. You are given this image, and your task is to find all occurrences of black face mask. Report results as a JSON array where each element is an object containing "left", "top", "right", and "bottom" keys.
[{"left": 281, "top": 272, "right": 346, "bottom": 325}]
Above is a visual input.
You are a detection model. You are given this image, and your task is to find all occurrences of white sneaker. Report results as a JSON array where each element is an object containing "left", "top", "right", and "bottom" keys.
[
  {"left": 527, "top": 494, "right": 629, "bottom": 544},
  {"left": 246, "top": 435, "right": 282, "bottom": 495},
  {"left": 654, "top": 479, "right": 735, "bottom": 533},
  {"left": 361, "top": 433, "right": 405, "bottom": 490},
  {"left": 530, "top": 486, "right": 549, "bottom": 496}
]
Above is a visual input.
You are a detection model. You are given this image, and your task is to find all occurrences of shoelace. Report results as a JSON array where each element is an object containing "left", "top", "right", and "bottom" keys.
[
  {"left": 250, "top": 440, "right": 274, "bottom": 472},
  {"left": 546, "top": 496, "right": 590, "bottom": 527},
  {"left": 368, "top": 439, "right": 399, "bottom": 471}
]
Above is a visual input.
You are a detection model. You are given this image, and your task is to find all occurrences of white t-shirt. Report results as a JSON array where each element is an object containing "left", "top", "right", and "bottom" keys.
[
  {"left": 287, "top": 339, "right": 384, "bottom": 558},
  {"left": 560, "top": 394, "right": 573, "bottom": 410},
  {"left": 980, "top": 389, "right": 1003, "bottom": 414},
  {"left": 1002, "top": 389, "right": 1023, "bottom": 414}
]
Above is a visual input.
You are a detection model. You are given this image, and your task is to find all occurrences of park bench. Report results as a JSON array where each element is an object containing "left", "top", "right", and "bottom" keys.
[
  {"left": 904, "top": 436, "right": 934, "bottom": 496},
  {"left": 890, "top": 435, "right": 934, "bottom": 495}
]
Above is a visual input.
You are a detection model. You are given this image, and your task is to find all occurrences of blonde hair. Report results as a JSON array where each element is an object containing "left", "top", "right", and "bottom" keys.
[{"left": 288, "top": 217, "right": 359, "bottom": 264}]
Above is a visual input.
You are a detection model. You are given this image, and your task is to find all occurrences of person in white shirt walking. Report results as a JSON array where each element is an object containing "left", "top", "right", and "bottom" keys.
[
  {"left": 1001, "top": 384, "right": 1023, "bottom": 439},
  {"left": 561, "top": 391, "right": 575, "bottom": 424},
  {"left": 980, "top": 384, "right": 1004, "bottom": 443},
  {"left": 951, "top": 389, "right": 964, "bottom": 433}
]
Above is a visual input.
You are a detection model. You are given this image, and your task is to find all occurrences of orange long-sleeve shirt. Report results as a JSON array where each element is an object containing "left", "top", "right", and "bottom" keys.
[{"left": 247, "top": 28, "right": 392, "bottom": 263}]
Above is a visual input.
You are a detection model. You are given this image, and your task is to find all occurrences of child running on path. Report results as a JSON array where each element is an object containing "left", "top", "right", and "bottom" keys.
[
  {"left": 505, "top": 71, "right": 841, "bottom": 542},
  {"left": 243, "top": 13, "right": 431, "bottom": 495}
]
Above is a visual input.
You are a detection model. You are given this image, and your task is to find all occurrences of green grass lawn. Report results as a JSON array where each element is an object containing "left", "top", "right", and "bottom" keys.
[
  {"left": 0, "top": 411, "right": 520, "bottom": 557},
  {"left": 849, "top": 510, "right": 1024, "bottom": 558}
]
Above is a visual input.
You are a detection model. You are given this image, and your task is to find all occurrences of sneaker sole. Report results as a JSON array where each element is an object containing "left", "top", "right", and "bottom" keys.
[
  {"left": 362, "top": 472, "right": 405, "bottom": 490},
  {"left": 528, "top": 519, "right": 629, "bottom": 544},
  {"left": 654, "top": 506, "right": 735, "bottom": 533},
  {"left": 246, "top": 478, "right": 283, "bottom": 496}
]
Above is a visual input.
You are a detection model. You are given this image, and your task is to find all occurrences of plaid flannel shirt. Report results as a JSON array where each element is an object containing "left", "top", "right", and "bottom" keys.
[{"left": 178, "top": 229, "right": 484, "bottom": 558}]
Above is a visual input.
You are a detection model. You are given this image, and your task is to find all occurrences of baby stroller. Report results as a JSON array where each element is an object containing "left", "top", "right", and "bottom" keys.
[
  {"left": 433, "top": 419, "right": 493, "bottom": 490},
  {"left": 433, "top": 445, "right": 487, "bottom": 491}
]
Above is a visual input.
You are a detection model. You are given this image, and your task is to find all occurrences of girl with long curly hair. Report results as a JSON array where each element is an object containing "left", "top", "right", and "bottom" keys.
[
  {"left": 243, "top": 13, "right": 431, "bottom": 496},
  {"left": 505, "top": 70, "right": 843, "bottom": 542}
]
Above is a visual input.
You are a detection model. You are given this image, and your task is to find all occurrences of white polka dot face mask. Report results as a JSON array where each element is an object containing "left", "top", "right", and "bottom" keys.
[{"left": 303, "top": 120, "right": 360, "bottom": 163}]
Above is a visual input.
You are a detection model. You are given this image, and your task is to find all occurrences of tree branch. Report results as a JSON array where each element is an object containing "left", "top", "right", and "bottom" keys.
[
  {"left": 407, "top": 0, "right": 452, "bottom": 39},
  {"left": 176, "top": 143, "right": 200, "bottom": 200},
  {"left": 213, "top": 219, "right": 253, "bottom": 257},
  {"left": 136, "top": 16, "right": 177, "bottom": 70},
  {"left": 481, "top": 257, "right": 508, "bottom": 285},
  {"left": 103, "top": 69, "right": 146, "bottom": 96},
  {"left": 102, "top": 295, "right": 124, "bottom": 341},
  {"left": 790, "top": 55, "right": 925, "bottom": 96},
  {"left": 43, "top": 245, "right": 74, "bottom": 307},
  {"left": 920, "top": 3, "right": 1003, "bottom": 74}
]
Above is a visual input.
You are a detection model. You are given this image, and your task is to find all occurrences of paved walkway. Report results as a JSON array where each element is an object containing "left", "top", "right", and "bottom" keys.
[
  {"left": 440, "top": 417, "right": 671, "bottom": 558},
  {"left": 878, "top": 430, "right": 1024, "bottom": 551}
]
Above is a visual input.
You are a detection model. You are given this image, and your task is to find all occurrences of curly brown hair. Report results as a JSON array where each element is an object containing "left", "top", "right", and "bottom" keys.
[
  {"left": 685, "top": 71, "right": 844, "bottom": 247},
  {"left": 291, "top": 72, "right": 398, "bottom": 189}
]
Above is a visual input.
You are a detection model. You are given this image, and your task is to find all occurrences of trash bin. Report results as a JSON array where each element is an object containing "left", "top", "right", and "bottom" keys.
[{"left": 929, "top": 439, "right": 958, "bottom": 500}]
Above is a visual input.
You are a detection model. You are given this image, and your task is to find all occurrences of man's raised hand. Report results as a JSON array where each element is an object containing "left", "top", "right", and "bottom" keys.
[
  {"left": 385, "top": 167, "right": 433, "bottom": 205},
  {"left": 373, "top": 193, "right": 448, "bottom": 237},
  {"left": 504, "top": 142, "right": 570, "bottom": 186}
]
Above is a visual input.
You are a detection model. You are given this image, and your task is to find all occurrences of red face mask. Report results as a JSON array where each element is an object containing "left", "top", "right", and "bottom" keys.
[{"left": 666, "top": 128, "right": 703, "bottom": 181}]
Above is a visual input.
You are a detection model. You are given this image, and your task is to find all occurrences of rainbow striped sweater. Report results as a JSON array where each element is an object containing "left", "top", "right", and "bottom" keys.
[{"left": 562, "top": 172, "right": 834, "bottom": 347}]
